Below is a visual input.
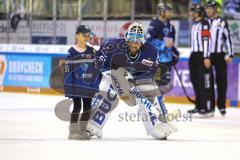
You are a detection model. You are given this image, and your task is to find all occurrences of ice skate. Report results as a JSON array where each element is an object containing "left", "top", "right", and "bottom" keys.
[
  {"left": 68, "top": 122, "right": 91, "bottom": 140},
  {"left": 187, "top": 108, "right": 198, "bottom": 114},
  {"left": 219, "top": 109, "right": 226, "bottom": 117},
  {"left": 191, "top": 109, "right": 212, "bottom": 119},
  {"left": 149, "top": 122, "right": 177, "bottom": 140},
  {"left": 86, "top": 121, "right": 103, "bottom": 138},
  {"left": 207, "top": 110, "right": 215, "bottom": 118}
]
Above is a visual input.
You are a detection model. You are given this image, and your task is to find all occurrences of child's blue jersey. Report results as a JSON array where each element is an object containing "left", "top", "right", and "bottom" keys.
[
  {"left": 64, "top": 46, "right": 101, "bottom": 98},
  {"left": 96, "top": 38, "right": 159, "bottom": 83}
]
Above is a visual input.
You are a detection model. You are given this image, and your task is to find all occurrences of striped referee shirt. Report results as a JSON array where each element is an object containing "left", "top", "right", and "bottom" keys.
[
  {"left": 206, "top": 16, "right": 234, "bottom": 57},
  {"left": 191, "top": 19, "right": 211, "bottom": 58}
]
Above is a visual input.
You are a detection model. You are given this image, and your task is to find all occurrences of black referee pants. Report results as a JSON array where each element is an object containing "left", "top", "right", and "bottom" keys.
[
  {"left": 189, "top": 52, "right": 215, "bottom": 112},
  {"left": 210, "top": 52, "right": 227, "bottom": 111}
]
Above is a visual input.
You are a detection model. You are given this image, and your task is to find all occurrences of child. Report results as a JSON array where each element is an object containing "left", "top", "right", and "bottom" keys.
[{"left": 64, "top": 25, "right": 100, "bottom": 139}]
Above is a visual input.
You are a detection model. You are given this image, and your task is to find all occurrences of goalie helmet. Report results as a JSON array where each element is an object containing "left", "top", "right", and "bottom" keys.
[{"left": 125, "top": 22, "right": 145, "bottom": 44}]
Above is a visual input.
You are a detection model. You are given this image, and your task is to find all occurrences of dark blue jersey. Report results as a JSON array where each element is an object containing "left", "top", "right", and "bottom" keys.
[
  {"left": 150, "top": 39, "right": 179, "bottom": 64},
  {"left": 96, "top": 38, "right": 159, "bottom": 83},
  {"left": 146, "top": 18, "right": 175, "bottom": 42},
  {"left": 147, "top": 18, "right": 179, "bottom": 65},
  {"left": 64, "top": 45, "right": 101, "bottom": 98},
  {"left": 146, "top": 18, "right": 179, "bottom": 88}
]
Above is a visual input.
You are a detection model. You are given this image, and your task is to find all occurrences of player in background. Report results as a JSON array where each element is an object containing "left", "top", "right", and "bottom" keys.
[
  {"left": 204, "top": 0, "right": 234, "bottom": 116},
  {"left": 146, "top": 3, "right": 179, "bottom": 95},
  {"left": 83, "top": 22, "right": 177, "bottom": 140},
  {"left": 64, "top": 25, "right": 101, "bottom": 139},
  {"left": 187, "top": 4, "right": 215, "bottom": 117}
]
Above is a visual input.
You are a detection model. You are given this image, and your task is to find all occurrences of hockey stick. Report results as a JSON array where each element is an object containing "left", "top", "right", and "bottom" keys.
[
  {"left": 103, "top": 68, "right": 180, "bottom": 122},
  {"left": 129, "top": 82, "right": 181, "bottom": 123},
  {"left": 173, "top": 65, "right": 195, "bottom": 103}
]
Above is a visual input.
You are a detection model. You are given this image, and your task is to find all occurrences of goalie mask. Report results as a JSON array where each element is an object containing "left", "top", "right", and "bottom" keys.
[{"left": 125, "top": 22, "right": 146, "bottom": 44}]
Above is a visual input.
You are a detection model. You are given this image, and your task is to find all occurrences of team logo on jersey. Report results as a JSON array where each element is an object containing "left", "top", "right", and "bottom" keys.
[
  {"left": 142, "top": 59, "right": 153, "bottom": 67},
  {"left": 80, "top": 63, "right": 89, "bottom": 72},
  {"left": 163, "top": 28, "right": 170, "bottom": 36}
]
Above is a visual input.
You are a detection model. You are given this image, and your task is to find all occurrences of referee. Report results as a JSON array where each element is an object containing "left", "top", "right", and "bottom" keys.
[
  {"left": 187, "top": 4, "right": 215, "bottom": 116},
  {"left": 204, "top": 0, "right": 234, "bottom": 116}
]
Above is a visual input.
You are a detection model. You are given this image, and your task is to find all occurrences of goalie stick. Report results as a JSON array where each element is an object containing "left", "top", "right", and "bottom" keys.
[
  {"left": 102, "top": 68, "right": 180, "bottom": 122},
  {"left": 129, "top": 84, "right": 180, "bottom": 123}
]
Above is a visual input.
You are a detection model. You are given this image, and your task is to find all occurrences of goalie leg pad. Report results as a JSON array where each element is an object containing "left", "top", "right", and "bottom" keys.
[
  {"left": 132, "top": 81, "right": 177, "bottom": 139},
  {"left": 86, "top": 77, "right": 119, "bottom": 138},
  {"left": 137, "top": 104, "right": 177, "bottom": 139}
]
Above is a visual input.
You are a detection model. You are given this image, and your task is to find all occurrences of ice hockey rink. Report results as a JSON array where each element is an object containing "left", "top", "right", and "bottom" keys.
[{"left": 0, "top": 92, "right": 240, "bottom": 160}]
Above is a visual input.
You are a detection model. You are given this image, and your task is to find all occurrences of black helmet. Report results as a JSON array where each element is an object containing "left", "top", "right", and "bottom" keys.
[
  {"left": 204, "top": 0, "right": 217, "bottom": 9},
  {"left": 190, "top": 4, "right": 204, "bottom": 13},
  {"left": 157, "top": 3, "right": 173, "bottom": 13}
]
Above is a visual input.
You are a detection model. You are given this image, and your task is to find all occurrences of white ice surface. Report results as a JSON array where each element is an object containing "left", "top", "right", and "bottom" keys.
[{"left": 0, "top": 92, "right": 240, "bottom": 160}]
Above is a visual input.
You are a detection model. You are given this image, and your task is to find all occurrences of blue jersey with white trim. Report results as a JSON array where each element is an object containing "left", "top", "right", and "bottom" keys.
[
  {"left": 146, "top": 18, "right": 179, "bottom": 64},
  {"left": 96, "top": 38, "right": 159, "bottom": 83},
  {"left": 64, "top": 46, "right": 101, "bottom": 98},
  {"left": 146, "top": 18, "right": 175, "bottom": 42}
]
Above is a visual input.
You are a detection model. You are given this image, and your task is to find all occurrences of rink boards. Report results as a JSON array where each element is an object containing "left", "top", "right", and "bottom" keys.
[{"left": 0, "top": 44, "right": 239, "bottom": 107}]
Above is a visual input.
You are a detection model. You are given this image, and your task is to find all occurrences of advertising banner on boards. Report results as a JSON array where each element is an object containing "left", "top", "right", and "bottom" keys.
[{"left": 0, "top": 54, "right": 51, "bottom": 88}]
